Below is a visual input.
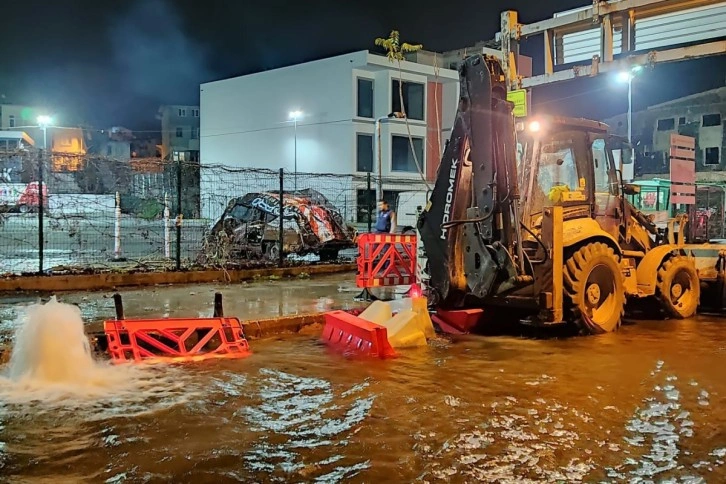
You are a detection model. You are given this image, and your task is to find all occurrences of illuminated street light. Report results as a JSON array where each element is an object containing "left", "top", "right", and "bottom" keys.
[
  {"left": 528, "top": 120, "right": 541, "bottom": 132},
  {"left": 617, "top": 71, "right": 633, "bottom": 83},
  {"left": 288, "top": 110, "right": 303, "bottom": 191},
  {"left": 36, "top": 115, "right": 52, "bottom": 127},
  {"left": 614, "top": 65, "right": 643, "bottom": 151}
]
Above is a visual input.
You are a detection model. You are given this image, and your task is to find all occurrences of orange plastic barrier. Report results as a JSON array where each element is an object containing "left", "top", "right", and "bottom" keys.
[
  {"left": 432, "top": 309, "right": 484, "bottom": 335},
  {"left": 356, "top": 233, "right": 417, "bottom": 288},
  {"left": 321, "top": 310, "right": 397, "bottom": 358},
  {"left": 104, "top": 317, "right": 251, "bottom": 363}
]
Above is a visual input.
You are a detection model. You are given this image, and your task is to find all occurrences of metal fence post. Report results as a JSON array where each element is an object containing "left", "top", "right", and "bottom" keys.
[
  {"left": 366, "top": 172, "right": 372, "bottom": 233},
  {"left": 38, "top": 150, "right": 44, "bottom": 275},
  {"left": 176, "top": 159, "right": 182, "bottom": 270},
  {"left": 279, "top": 168, "right": 284, "bottom": 268}
]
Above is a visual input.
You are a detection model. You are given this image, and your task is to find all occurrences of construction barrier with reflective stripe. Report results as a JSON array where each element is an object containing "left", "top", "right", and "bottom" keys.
[
  {"left": 356, "top": 233, "right": 417, "bottom": 288},
  {"left": 104, "top": 317, "right": 251, "bottom": 363}
]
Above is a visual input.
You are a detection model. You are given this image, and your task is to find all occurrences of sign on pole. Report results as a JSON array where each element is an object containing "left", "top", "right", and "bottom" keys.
[
  {"left": 669, "top": 134, "right": 696, "bottom": 205},
  {"left": 507, "top": 89, "right": 528, "bottom": 118}
]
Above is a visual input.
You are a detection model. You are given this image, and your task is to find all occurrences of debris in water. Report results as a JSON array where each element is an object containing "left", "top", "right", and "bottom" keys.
[
  {"left": 444, "top": 395, "right": 460, "bottom": 407},
  {"left": 698, "top": 389, "right": 710, "bottom": 406}
]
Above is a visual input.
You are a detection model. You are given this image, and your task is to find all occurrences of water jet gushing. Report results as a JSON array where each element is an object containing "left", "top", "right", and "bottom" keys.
[
  {"left": 0, "top": 297, "right": 197, "bottom": 417},
  {"left": 7, "top": 296, "right": 95, "bottom": 383}
]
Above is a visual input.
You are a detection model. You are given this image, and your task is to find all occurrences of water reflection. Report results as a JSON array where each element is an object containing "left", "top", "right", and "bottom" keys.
[{"left": 241, "top": 369, "right": 373, "bottom": 480}]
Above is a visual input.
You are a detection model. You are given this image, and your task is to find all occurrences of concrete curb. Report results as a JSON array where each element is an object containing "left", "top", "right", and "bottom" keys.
[
  {"left": 242, "top": 313, "right": 326, "bottom": 339},
  {"left": 0, "top": 263, "right": 356, "bottom": 294}
]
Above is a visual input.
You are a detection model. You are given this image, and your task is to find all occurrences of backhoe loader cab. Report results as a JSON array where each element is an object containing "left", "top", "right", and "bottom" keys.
[{"left": 514, "top": 117, "right": 638, "bottom": 332}]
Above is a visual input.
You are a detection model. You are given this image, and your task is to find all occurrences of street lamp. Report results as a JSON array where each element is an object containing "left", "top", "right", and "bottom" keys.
[
  {"left": 615, "top": 65, "right": 643, "bottom": 146},
  {"left": 288, "top": 110, "right": 303, "bottom": 192},
  {"left": 35, "top": 114, "right": 52, "bottom": 275},
  {"left": 37, "top": 115, "right": 52, "bottom": 149},
  {"left": 374, "top": 111, "right": 405, "bottom": 202}
]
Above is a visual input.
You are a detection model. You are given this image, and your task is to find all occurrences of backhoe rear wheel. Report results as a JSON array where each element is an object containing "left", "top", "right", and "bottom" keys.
[
  {"left": 564, "top": 242, "right": 624, "bottom": 334},
  {"left": 656, "top": 256, "right": 699, "bottom": 319}
]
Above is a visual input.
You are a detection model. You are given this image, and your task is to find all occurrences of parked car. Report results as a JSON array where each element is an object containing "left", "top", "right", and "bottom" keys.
[
  {"left": 0, "top": 181, "right": 48, "bottom": 213},
  {"left": 202, "top": 189, "right": 357, "bottom": 263}
]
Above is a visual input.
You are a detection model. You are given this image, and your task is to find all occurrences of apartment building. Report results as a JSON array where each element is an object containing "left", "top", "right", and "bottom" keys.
[
  {"left": 199, "top": 50, "right": 459, "bottom": 221},
  {"left": 605, "top": 86, "right": 726, "bottom": 181},
  {"left": 158, "top": 104, "right": 200, "bottom": 161}
]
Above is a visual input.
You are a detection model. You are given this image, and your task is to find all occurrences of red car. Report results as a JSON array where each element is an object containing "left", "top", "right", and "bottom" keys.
[{"left": 17, "top": 182, "right": 49, "bottom": 213}]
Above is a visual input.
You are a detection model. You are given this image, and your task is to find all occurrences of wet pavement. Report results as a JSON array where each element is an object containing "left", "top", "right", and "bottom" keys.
[{"left": 0, "top": 276, "right": 725, "bottom": 482}]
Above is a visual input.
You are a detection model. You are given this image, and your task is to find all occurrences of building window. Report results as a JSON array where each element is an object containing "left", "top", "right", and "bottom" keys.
[
  {"left": 176, "top": 127, "right": 183, "bottom": 138},
  {"left": 191, "top": 127, "right": 200, "bottom": 139},
  {"left": 192, "top": 109, "right": 200, "bottom": 117},
  {"left": 391, "top": 135, "right": 424, "bottom": 173},
  {"left": 656, "top": 118, "right": 675, "bottom": 131},
  {"left": 357, "top": 79, "right": 374, "bottom": 118},
  {"left": 392, "top": 80, "right": 424, "bottom": 120},
  {"left": 703, "top": 113, "right": 722, "bottom": 127},
  {"left": 705, "top": 147, "right": 720, "bottom": 166},
  {"left": 178, "top": 108, "right": 186, "bottom": 117},
  {"left": 172, "top": 151, "right": 188, "bottom": 162},
  {"left": 356, "top": 189, "right": 400, "bottom": 223},
  {"left": 678, "top": 116, "right": 686, "bottom": 125},
  {"left": 8, "top": 115, "right": 15, "bottom": 128},
  {"left": 356, "top": 134, "right": 373, "bottom": 172}
]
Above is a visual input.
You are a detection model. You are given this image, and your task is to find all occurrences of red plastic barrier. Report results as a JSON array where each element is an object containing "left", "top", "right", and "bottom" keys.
[
  {"left": 321, "top": 310, "right": 397, "bottom": 358},
  {"left": 104, "top": 317, "right": 251, "bottom": 363},
  {"left": 356, "top": 233, "right": 417, "bottom": 288},
  {"left": 432, "top": 309, "right": 484, "bottom": 334}
]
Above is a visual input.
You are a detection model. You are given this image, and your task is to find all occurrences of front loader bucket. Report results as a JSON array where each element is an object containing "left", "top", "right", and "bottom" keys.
[
  {"left": 432, "top": 308, "right": 484, "bottom": 334},
  {"left": 321, "top": 311, "right": 397, "bottom": 358}
]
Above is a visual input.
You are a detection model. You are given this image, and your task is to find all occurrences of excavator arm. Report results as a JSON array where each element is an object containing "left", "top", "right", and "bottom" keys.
[{"left": 418, "top": 55, "right": 523, "bottom": 307}]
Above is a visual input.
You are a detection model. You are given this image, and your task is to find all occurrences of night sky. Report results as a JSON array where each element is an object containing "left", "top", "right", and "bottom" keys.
[{"left": 1, "top": 0, "right": 724, "bottom": 132}]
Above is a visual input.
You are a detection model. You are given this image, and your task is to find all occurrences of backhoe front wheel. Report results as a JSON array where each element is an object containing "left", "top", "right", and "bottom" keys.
[
  {"left": 656, "top": 256, "right": 699, "bottom": 319},
  {"left": 564, "top": 242, "right": 625, "bottom": 334}
]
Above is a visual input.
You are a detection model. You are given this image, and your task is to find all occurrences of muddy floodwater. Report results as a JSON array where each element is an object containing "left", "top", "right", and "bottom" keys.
[{"left": 0, "top": 274, "right": 725, "bottom": 482}]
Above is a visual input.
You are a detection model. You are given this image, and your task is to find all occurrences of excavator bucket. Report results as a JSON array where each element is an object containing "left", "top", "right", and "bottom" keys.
[{"left": 431, "top": 308, "right": 485, "bottom": 334}]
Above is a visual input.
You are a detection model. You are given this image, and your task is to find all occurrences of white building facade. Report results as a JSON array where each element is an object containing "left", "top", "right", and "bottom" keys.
[{"left": 199, "top": 50, "right": 458, "bottom": 224}]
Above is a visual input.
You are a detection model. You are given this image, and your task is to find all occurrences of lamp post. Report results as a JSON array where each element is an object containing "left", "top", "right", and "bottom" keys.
[
  {"left": 374, "top": 112, "right": 405, "bottom": 202},
  {"left": 36, "top": 115, "right": 52, "bottom": 274},
  {"left": 288, "top": 110, "right": 302, "bottom": 192},
  {"left": 615, "top": 65, "right": 643, "bottom": 146},
  {"left": 37, "top": 115, "right": 51, "bottom": 150}
]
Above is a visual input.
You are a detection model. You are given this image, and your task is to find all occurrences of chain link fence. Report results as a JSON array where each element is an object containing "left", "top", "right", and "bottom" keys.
[{"left": 0, "top": 149, "right": 429, "bottom": 276}]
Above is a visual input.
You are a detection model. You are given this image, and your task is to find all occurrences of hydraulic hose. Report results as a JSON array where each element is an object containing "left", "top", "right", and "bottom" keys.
[{"left": 520, "top": 222, "right": 549, "bottom": 263}]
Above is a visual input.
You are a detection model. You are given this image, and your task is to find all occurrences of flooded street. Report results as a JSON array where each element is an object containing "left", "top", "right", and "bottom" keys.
[
  {"left": 0, "top": 274, "right": 366, "bottom": 343},
  {"left": 0, "top": 276, "right": 725, "bottom": 482}
]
